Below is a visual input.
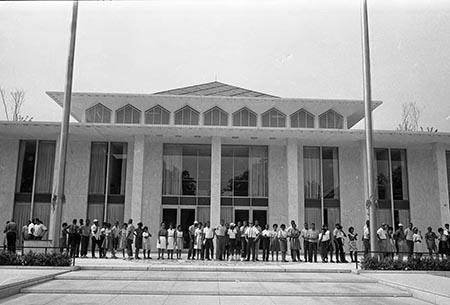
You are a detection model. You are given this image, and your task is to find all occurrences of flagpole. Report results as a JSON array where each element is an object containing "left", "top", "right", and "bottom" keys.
[
  {"left": 49, "top": 0, "right": 78, "bottom": 248},
  {"left": 361, "top": 0, "right": 377, "bottom": 256}
]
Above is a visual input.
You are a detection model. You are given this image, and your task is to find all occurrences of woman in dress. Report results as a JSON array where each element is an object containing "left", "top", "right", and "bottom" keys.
[
  {"left": 347, "top": 227, "right": 358, "bottom": 262},
  {"left": 166, "top": 223, "right": 175, "bottom": 259},
  {"left": 194, "top": 223, "right": 203, "bottom": 260},
  {"left": 142, "top": 226, "right": 152, "bottom": 259},
  {"left": 270, "top": 224, "right": 280, "bottom": 262},
  {"left": 278, "top": 224, "right": 288, "bottom": 262},
  {"left": 413, "top": 227, "right": 423, "bottom": 258},
  {"left": 119, "top": 223, "right": 128, "bottom": 258},
  {"left": 157, "top": 222, "right": 168, "bottom": 260},
  {"left": 102, "top": 223, "right": 112, "bottom": 259},
  {"left": 175, "top": 225, "right": 184, "bottom": 259},
  {"left": 289, "top": 223, "right": 301, "bottom": 262},
  {"left": 261, "top": 224, "right": 270, "bottom": 262}
]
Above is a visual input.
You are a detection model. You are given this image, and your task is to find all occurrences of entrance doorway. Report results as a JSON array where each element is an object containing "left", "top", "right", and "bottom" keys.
[
  {"left": 234, "top": 208, "right": 267, "bottom": 226},
  {"left": 234, "top": 209, "right": 249, "bottom": 224},
  {"left": 162, "top": 208, "right": 177, "bottom": 227}
]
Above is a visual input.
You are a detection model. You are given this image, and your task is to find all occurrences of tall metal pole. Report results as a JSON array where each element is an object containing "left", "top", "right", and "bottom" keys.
[
  {"left": 361, "top": 0, "right": 377, "bottom": 256},
  {"left": 49, "top": 0, "right": 78, "bottom": 248}
]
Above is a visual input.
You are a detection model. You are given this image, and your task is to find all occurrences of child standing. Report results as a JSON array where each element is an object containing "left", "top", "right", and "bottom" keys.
[
  {"left": 142, "top": 226, "right": 152, "bottom": 259},
  {"left": 270, "top": 224, "right": 280, "bottom": 262},
  {"left": 157, "top": 222, "right": 168, "bottom": 260},
  {"left": 347, "top": 227, "right": 358, "bottom": 262},
  {"left": 175, "top": 225, "right": 184, "bottom": 259}
]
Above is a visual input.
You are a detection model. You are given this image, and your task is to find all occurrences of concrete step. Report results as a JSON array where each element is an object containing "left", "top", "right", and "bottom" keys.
[
  {"left": 2, "top": 293, "right": 429, "bottom": 305},
  {"left": 21, "top": 279, "right": 412, "bottom": 297},
  {"left": 56, "top": 270, "right": 377, "bottom": 283}
]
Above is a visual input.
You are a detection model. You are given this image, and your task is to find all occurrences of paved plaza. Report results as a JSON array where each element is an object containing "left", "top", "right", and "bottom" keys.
[{"left": 1, "top": 259, "right": 449, "bottom": 305}]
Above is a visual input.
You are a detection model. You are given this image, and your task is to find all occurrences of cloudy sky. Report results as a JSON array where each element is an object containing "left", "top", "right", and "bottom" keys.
[{"left": 0, "top": 0, "right": 449, "bottom": 131}]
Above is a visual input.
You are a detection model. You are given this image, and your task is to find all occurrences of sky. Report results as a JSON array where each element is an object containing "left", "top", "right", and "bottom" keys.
[{"left": 0, "top": 0, "right": 449, "bottom": 131}]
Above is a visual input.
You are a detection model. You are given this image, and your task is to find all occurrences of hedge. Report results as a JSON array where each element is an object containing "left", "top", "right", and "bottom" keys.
[
  {"left": 0, "top": 251, "right": 72, "bottom": 266},
  {"left": 361, "top": 256, "right": 450, "bottom": 271}
]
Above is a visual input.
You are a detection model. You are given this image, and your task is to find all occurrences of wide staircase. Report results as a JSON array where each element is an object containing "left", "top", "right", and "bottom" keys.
[{"left": 0, "top": 263, "right": 432, "bottom": 305}]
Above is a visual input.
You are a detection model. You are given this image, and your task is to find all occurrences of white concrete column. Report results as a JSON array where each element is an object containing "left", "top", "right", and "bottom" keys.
[
  {"left": 130, "top": 135, "right": 145, "bottom": 222},
  {"left": 433, "top": 143, "right": 450, "bottom": 225},
  {"left": 287, "top": 138, "right": 299, "bottom": 224},
  {"left": 210, "top": 136, "right": 221, "bottom": 227}
]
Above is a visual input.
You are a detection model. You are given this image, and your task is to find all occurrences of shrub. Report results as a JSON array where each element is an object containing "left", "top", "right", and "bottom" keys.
[
  {"left": 361, "top": 256, "right": 450, "bottom": 271},
  {"left": 0, "top": 251, "right": 71, "bottom": 266}
]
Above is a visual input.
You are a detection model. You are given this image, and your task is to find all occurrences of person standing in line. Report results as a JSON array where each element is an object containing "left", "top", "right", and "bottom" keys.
[
  {"left": 27, "top": 219, "right": 35, "bottom": 240},
  {"left": 203, "top": 221, "right": 215, "bottom": 260},
  {"left": 228, "top": 223, "right": 237, "bottom": 261},
  {"left": 111, "top": 221, "right": 120, "bottom": 259},
  {"left": 387, "top": 226, "right": 396, "bottom": 259},
  {"left": 199, "top": 222, "right": 205, "bottom": 260},
  {"left": 99, "top": 223, "right": 107, "bottom": 258},
  {"left": 278, "top": 224, "right": 288, "bottom": 262},
  {"left": 253, "top": 220, "right": 262, "bottom": 261},
  {"left": 60, "top": 222, "right": 68, "bottom": 254},
  {"left": 215, "top": 219, "right": 226, "bottom": 261},
  {"left": 437, "top": 228, "right": 447, "bottom": 259},
  {"left": 425, "top": 226, "right": 438, "bottom": 257},
  {"left": 157, "top": 222, "right": 167, "bottom": 260},
  {"left": 393, "top": 223, "right": 406, "bottom": 261},
  {"left": 347, "top": 226, "right": 358, "bottom": 263},
  {"left": 21, "top": 220, "right": 31, "bottom": 243},
  {"left": 134, "top": 222, "right": 143, "bottom": 259},
  {"left": 194, "top": 222, "right": 203, "bottom": 260},
  {"left": 300, "top": 222, "right": 309, "bottom": 262},
  {"left": 245, "top": 221, "right": 259, "bottom": 262},
  {"left": 261, "top": 224, "right": 270, "bottom": 262},
  {"left": 319, "top": 225, "right": 330, "bottom": 263},
  {"left": 308, "top": 223, "right": 319, "bottom": 263},
  {"left": 334, "top": 224, "right": 348, "bottom": 263},
  {"left": 91, "top": 219, "right": 100, "bottom": 258},
  {"left": 240, "top": 221, "right": 248, "bottom": 261},
  {"left": 80, "top": 219, "right": 90, "bottom": 258},
  {"left": 175, "top": 225, "right": 183, "bottom": 259},
  {"left": 405, "top": 222, "right": 414, "bottom": 257},
  {"left": 289, "top": 222, "right": 301, "bottom": 262},
  {"left": 270, "top": 224, "right": 280, "bottom": 262},
  {"left": 187, "top": 221, "right": 198, "bottom": 260},
  {"left": 33, "top": 219, "right": 47, "bottom": 240},
  {"left": 6, "top": 220, "right": 18, "bottom": 250},
  {"left": 413, "top": 227, "right": 423, "bottom": 258},
  {"left": 126, "top": 219, "right": 135, "bottom": 260},
  {"left": 363, "top": 220, "right": 370, "bottom": 257},
  {"left": 376, "top": 223, "right": 388, "bottom": 260},
  {"left": 74, "top": 219, "right": 82, "bottom": 257},
  {"left": 235, "top": 221, "right": 242, "bottom": 259},
  {"left": 119, "top": 223, "right": 128, "bottom": 258},
  {"left": 102, "top": 223, "right": 113, "bottom": 258},
  {"left": 68, "top": 219, "right": 79, "bottom": 258},
  {"left": 166, "top": 223, "right": 176, "bottom": 259},
  {"left": 142, "top": 226, "right": 152, "bottom": 259}
]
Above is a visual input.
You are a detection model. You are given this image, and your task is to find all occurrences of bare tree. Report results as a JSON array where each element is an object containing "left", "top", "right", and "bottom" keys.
[
  {"left": 397, "top": 102, "right": 421, "bottom": 131},
  {"left": 0, "top": 87, "right": 32, "bottom": 121}
]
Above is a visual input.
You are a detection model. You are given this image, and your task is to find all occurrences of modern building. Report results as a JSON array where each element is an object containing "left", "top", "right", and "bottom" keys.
[{"left": 1, "top": 81, "right": 449, "bottom": 249}]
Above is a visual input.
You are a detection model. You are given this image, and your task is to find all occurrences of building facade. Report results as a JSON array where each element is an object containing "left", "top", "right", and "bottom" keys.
[{"left": 1, "top": 81, "right": 449, "bottom": 249}]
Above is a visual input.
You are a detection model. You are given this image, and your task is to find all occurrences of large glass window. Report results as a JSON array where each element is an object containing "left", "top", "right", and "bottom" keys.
[
  {"left": 290, "top": 109, "right": 314, "bottom": 128},
  {"left": 319, "top": 109, "right": 343, "bottom": 129},
  {"left": 262, "top": 108, "right": 286, "bottom": 128},
  {"left": 375, "top": 148, "right": 410, "bottom": 229},
  {"left": 145, "top": 105, "right": 170, "bottom": 125},
  {"left": 232, "top": 108, "right": 257, "bottom": 127},
  {"left": 174, "top": 106, "right": 199, "bottom": 125},
  {"left": 204, "top": 107, "right": 228, "bottom": 126},
  {"left": 221, "top": 146, "right": 268, "bottom": 206},
  {"left": 162, "top": 144, "right": 211, "bottom": 205},
  {"left": 303, "top": 147, "right": 340, "bottom": 229},
  {"left": 85, "top": 103, "right": 111, "bottom": 123},
  {"left": 88, "top": 142, "right": 128, "bottom": 223},
  {"left": 14, "top": 140, "right": 56, "bottom": 243},
  {"left": 116, "top": 104, "right": 141, "bottom": 124}
]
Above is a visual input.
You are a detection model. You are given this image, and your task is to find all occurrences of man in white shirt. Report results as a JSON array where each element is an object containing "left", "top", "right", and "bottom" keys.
[
  {"left": 376, "top": 223, "right": 388, "bottom": 259},
  {"left": 307, "top": 223, "right": 319, "bottom": 262},
  {"left": 300, "top": 222, "right": 309, "bottom": 262},
  {"left": 318, "top": 225, "right": 330, "bottom": 262},
  {"left": 245, "top": 222, "right": 259, "bottom": 261},
  {"left": 33, "top": 219, "right": 47, "bottom": 240},
  {"left": 215, "top": 219, "right": 227, "bottom": 260},
  {"left": 203, "top": 221, "right": 215, "bottom": 260}
]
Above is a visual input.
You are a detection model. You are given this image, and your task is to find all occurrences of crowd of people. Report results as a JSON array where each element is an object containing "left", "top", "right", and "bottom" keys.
[{"left": 3, "top": 217, "right": 450, "bottom": 263}]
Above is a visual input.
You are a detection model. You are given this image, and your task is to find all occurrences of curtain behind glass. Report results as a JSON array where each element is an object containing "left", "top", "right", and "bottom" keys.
[
  {"left": 305, "top": 207, "right": 321, "bottom": 227},
  {"left": 322, "top": 147, "right": 339, "bottom": 199},
  {"left": 89, "top": 143, "right": 108, "bottom": 194},
  {"left": 250, "top": 146, "right": 268, "bottom": 197},
  {"left": 163, "top": 145, "right": 182, "bottom": 195},
  {"left": 107, "top": 204, "right": 124, "bottom": 224},
  {"left": 16, "top": 141, "right": 28, "bottom": 192},
  {"left": 35, "top": 141, "right": 56, "bottom": 194},
  {"left": 304, "top": 147, "right": 320, "bottom": 199}
]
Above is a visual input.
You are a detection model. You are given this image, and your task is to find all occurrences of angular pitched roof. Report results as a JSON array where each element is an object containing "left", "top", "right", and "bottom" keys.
[{"left": 153, "top": 81, "right": 279, "bottom": 98}]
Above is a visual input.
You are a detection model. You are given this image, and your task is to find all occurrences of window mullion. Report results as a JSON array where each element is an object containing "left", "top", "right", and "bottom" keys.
[
  {"left": 104, "top": 142, "right": 111, "bottom": 222},
  {"left": 30, "top": 140, "right": 39, "bottom": 220},
  {"left": 388, "top": 148, "right": 395, "bottom": 228},
  {"left": 320, "top": 146, "right": 324, "bottom": 226}
]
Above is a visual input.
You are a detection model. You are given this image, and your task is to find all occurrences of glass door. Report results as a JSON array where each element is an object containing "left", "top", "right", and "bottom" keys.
[
  {"left": 234, "top": 209, "right": 250, "bottom": 224},
  {"left": 180, "top": 208, "right": 195, "bottom": 248},
  {"left": 162, "top": 208, "right": 177, "bottom": 228}
]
